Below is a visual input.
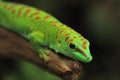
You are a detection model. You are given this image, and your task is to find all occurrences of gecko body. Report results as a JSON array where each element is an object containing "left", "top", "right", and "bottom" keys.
[{"left": 0, "top": 1, "right": 92, "bottom": 62}]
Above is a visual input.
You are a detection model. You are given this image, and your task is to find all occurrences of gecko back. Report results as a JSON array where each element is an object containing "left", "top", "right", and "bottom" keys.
[{"left": 0, "top": 1, "right": 62, "bottom": 37}]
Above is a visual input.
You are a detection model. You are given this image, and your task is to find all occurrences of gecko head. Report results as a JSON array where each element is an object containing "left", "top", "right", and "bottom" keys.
[
  {"left": 69, "top": 39, "right": 92, "bottom": 63},
  {"left": 60, "top": 33, "right": 93, "bottom": 63}
]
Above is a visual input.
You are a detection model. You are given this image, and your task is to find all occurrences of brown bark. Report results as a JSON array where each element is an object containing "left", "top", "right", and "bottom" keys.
[{"left": 0, "top": 26, "right": 81, "bottom": 80}]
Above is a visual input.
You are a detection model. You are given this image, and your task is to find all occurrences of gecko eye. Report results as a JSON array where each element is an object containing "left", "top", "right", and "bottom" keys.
[{"left": 69, "top": 43, "right": 76, "bottom": 49}]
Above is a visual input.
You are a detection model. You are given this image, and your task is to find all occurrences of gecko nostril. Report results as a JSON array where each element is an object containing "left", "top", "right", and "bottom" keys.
[{"left": 87, "top": 57, "right": 89, "bottom": 60}]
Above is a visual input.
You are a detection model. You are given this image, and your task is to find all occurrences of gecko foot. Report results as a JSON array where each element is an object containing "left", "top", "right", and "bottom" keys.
[{"left": 38, "top": 48, "right": 50, "bottom": 62}]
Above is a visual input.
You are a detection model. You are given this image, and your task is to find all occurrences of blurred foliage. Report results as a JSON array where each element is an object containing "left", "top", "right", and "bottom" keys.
[
  {"left": 1, "top": 0, "right": 120, "bottom": 80},
  {"left": 0, "top": 58, "right": 60, "bottom": 80}
]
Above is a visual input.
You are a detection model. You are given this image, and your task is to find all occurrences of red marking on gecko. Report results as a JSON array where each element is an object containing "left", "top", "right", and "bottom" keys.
[
  {"left": 11, "top": 9, "right": 15, "bottom": 14},
  {"left": 17, "top": 6, "right": 27, "bottom": 17},
  {"left": 75, "top": 48, "right": 87, "bottom": 57},
  {"left": 24, "top": 9, "right": 31, "bottom": 16},
  {"left": 50, "top": 21, "right": 58, "bottom": 26},
  {"left": 55, "top": 27, "right": 68, "bottom": 39},
  {"left": 55, "top": 29, "right": 61, "bottom": 39},
  {"left": 82, "top": 40, "right": 87, "bottom": 45},
  {"left": 59, "top": 29, "right": 64, "bottom": 34},
  {"left": 7, "top": 4, "right": 18, "bottom": 11},
  {"left": 56, "top": 30, "right": 59, "bottom": 36},
  {"left": 55, "top": 28, "right": 62, "bottom": 39},
  {"left": 3, "top": 4, "right": 8, "bottom": 9},
  {"left": 59, "top": 27, "right": 68, "bottom": 34},
  {"left": 55, "top": 34, "right": 58, "bottom": 39},
  {"left": 35, "top": 16, "right": 40, "bottom": 21},
  {"left": 73, "top": 36, "right": 77, "bottom": 38},
  {"left": 44, "top": 15, "right": 50, "bottom": 19},
  {"left": 82, "top": 40, "right": 87, "bottom": 49},
  {"left": 65, "top": 36, "right": 70, "bottom": 42},
  {"left": 82, "top": 45, "right": 86, "bottom": 49},
  {"left": 81, "top": 38, "right": 84, "bottom": 41},
  {"left": 64, "top": 33, "right": 69, "bottom": 36},
  {"left": 79, "top": 35, "right": 82, "bottom": 38},
  {"left": 79, "top": 35, "right": 84, "bottom": 41},
  {"left": 55, "top": 29, "right": 60, "bottom": 37},
  {"left": 29, "top": 10, "right": 40, "bottom": 18},
  {"left": 68, "top": 40, "right": 73, "bottom": 44}
]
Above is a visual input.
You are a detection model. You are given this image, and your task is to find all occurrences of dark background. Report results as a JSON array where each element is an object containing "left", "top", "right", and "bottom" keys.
[{"left": 0, "top": 0, "right": 120, "bottom": 80}]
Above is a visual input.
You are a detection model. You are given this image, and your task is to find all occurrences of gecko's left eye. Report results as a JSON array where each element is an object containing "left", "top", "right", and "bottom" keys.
[{"left": 69, "top": 43, "right": 76, "bottom": 49}]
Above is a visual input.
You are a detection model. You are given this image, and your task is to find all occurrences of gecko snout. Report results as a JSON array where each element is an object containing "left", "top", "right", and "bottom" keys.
[{"left": 86, "top": 56, "right": 92, "bottom": 62}]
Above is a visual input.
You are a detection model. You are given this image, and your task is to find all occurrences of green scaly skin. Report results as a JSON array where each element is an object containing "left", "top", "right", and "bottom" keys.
[{"left": 0, "top": 1, "right": 92, "bottom": 62}]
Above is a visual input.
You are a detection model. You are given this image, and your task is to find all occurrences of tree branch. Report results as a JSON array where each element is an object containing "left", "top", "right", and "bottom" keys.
[{"left": 0, "top": 26, "right": 81, "bottom": 80}]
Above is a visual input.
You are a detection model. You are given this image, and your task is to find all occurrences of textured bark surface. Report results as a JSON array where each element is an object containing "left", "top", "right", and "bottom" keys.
[{"left": 0, "top": 26, "right": 81, "bottom": 80}]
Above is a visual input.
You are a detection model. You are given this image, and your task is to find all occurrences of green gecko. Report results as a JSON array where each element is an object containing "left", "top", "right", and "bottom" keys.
[{"left": 0, "top": 1, "right": 92, "bottom": 62}]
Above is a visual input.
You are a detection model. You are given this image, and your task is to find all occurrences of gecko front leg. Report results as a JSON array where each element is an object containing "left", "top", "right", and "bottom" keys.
[{"left": 28, "top": 31, "right": 49, "bottom": 62}]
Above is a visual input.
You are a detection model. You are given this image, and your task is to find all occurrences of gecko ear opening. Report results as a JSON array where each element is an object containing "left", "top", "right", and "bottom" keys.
[{"left": 69, "top": 43, "right": 76, "bottom": 49}]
